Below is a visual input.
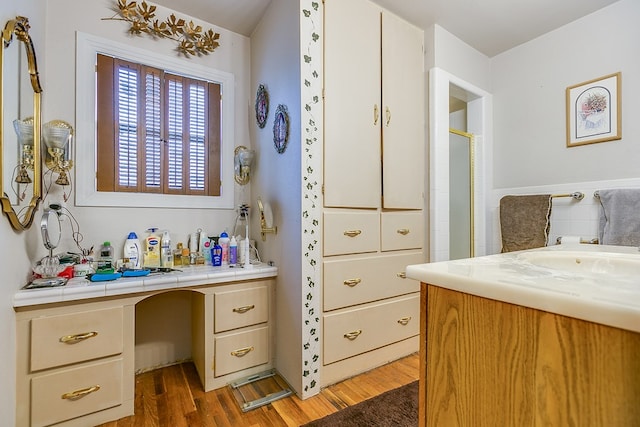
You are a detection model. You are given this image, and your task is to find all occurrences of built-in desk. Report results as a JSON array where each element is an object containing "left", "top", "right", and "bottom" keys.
[{"left": 14, "top": 265, "right": 277, "bottom": 427}]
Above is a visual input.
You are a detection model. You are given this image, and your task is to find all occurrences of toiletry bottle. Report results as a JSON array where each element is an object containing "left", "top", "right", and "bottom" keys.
[
  {"left": 123, "top": 232, "right": 142, "bottom": 269},
  {"left": 229, "top": 235, "right": 238, "bottom": 266},
  {"left": 181, "top": 246, "right": 191, "bottom": 267},
  {"left": 211, "top": 237, "right": 222, "bottom": 266},
  {"left": 160, "top": 230, "right": 173, "bottom": 268},
  {"left": 200, "top": 233, "right": 212, "bottom": 265},
  {"left": 143, "top": 228, "right": 161, "bottom": 268},
  {"left": 219, "top": 231, "right": 230, "bottom": 265},
  {"left": 174, "top": 242, "right": 183, "bottom": 266},
  {"left": 98, "top": 241, "right": 114, "bottom": 271}
]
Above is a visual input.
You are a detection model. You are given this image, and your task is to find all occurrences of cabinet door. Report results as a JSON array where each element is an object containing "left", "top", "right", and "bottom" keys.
[
  {"left": 324, "top": 0, "right": 381, "bottom": 208},
  {"left": 381, "top": 12, "right": 425, "bottom": 209}
]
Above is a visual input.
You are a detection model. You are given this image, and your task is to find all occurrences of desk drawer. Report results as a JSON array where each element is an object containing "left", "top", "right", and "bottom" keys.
[
  {"left": 381, "top": 211, "right": 423, "bottom": 251},
  {"left": 323, "top": 253, "right": 422, "bottom": 311},
  {"left": 214, "top": 285, "right": 269, "bottom": 333},
  {"left": 31, "top": 358, "right": 123, "bottom": 427},
  {"left": 324, "top": 210, "right": 379, "bottom": 256},
  {"left": 323, "top": 294, "right": 419, "bottom": 365},
  {"left": 214, "top": 326, "right": 269, "bottom": 377},
  {"left": 31, "top": 307, "right": 123, "bottom": 371}
]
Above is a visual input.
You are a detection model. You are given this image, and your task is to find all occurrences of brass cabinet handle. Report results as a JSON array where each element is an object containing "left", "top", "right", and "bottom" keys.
[
  {"left": 233, "top": 305, "right": 255, "bottom": 314},
  {"left": 343, "top": 278, "right": 362, "bottom": 287},
  {"left": 343, "top": 230, "right": 362, "bottom": 238},
  {"left": 396, "top": 272, "right": 407, "bottom": 279},
  {"left": 59, "top": 331, "right": 98, "bottom": 344},
  {"left": 397, "top": 228, "right": 410, "bottom": 235},
  {"left": 344, "top": 330, "right": 362, "bottom": 340},
  {"left": 397, "top": 316, "right": 412, "bottom": 326},
  {"left": 385, "top": 106, "right": 391, "bottom": 126},
  {"left": 373, "top": 104, "right": 379, "bottom": 125},
  {"left": 61, "top": 385, "right": 101, "bottom": 400},
  {"left": 231, "top": 346, "right": 254, "bottom": 357}
]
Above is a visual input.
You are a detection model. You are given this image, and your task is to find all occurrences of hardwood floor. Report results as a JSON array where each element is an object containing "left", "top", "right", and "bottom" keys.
[{"left": 97, "top": 353, "right": 419, "bottom": 426}]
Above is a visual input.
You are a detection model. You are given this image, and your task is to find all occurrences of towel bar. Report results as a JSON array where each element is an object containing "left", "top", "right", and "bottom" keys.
[{"left": 551, "top": 192, "right": 584, "bottom": 200}]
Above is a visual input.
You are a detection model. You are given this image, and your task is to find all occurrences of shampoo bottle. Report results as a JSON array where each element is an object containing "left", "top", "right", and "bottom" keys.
[
  {"left": 200, "top": 233, "right": 212, "bottom": 265},
  {"left": 219, "top": 231, "right": 230, "bottom": 265},
  {"left": 123, "top": 232, "right": 142, "bottom": 269},
  {"left": 211, "top": 237, "right": 222, "bottom": 266}
]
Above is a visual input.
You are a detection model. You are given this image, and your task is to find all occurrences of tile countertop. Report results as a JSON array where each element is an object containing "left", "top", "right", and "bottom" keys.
[
  {"left": 406, "top": 244, "right": 640, "bottom": 334},
  {"left": 14, "top": 264, "right": 278, "bottom": 308}
]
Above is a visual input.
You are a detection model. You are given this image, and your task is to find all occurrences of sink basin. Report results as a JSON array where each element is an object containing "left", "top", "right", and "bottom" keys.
[{"left": 517, "top": 250, "right": 640, "bottom": 276}]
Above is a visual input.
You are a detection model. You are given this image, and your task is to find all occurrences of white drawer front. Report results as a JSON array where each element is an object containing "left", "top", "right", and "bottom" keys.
[
  {"left": 323, "top": 253, "right": 422, "bottom": 311},
  {"left": 31, "top": 358, "right": 123, "bottom": 427},
  {"left": 214, "top": 285, "right": 269, "bottom": 333},
  {"left": 31, "top": 307, "right": 124, "bottom": 371},
  {"left": 324, "top": 210, "right": 380, "bottom": 256},
  {"left": 323, "top": 294, "right": 419, "bottom": 365},
  {"left": 381, "top": 210, "right": 423, "bottom": 251},
  {"left": 214, "top": 326, "right": 269, "bottom": 377}
]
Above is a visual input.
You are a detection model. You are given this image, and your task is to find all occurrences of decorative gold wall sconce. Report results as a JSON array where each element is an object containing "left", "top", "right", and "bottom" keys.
[
  {"left": 42, "top": 120, "right": 74, "bottom": 186},
  {"left": 234, "top": 145, "right": 255, "bottom": 185},
  {"left": 13, "top": 117, "right": 35, "bottom": 184},
  {"left": 257, "top": 197, "right": 277, "bottom": 241}
]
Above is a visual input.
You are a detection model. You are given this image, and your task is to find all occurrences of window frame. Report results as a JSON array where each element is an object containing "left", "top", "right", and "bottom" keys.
[{"left": 75, "top": 32, "right": 235, "bottom": 209}]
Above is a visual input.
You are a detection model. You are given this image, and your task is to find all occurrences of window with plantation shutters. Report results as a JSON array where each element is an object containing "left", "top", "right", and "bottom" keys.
[{"left": 96, "top": 53, "right": 221, "bottom": 196}]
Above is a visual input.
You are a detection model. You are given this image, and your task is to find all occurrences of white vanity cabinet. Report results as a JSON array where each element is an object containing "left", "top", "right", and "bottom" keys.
[
  {"left": 323, "top": 0, "right": 424, "bottom": 210},
  {"left": 321, "top": 0, "right": 425, "bottom": 388},
  {"left": 14, "top": 271, "right": 276, "bottom": 427}
]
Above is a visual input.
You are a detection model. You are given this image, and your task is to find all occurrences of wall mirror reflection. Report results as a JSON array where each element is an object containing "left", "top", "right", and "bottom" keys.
[{"left": 0, "top": 16, "right": 43, "bottom": 231}]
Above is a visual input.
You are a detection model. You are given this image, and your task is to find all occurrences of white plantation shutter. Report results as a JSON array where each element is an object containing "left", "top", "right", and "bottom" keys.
[{"left": 97, "top": 53, "right": 222, "bottom": 196}]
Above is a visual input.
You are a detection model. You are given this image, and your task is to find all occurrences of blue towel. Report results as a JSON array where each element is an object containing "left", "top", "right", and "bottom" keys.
[{"left": 597, "top": 188, "right": 640, "bottom": 246}]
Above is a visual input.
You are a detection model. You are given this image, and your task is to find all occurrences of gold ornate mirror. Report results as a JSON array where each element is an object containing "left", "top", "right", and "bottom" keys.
[{"left": 0, "top": 16, "right": 42, "bottom": 230}]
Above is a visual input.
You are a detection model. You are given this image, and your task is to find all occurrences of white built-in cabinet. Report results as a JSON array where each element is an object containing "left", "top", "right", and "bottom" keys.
[{"left": 322, "top": 0, "right": 425, "bottom": 386}]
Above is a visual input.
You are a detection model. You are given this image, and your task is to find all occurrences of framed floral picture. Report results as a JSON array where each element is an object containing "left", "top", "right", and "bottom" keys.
[{"left": 566, "top": 72, "right": 621, "bottom": 147}]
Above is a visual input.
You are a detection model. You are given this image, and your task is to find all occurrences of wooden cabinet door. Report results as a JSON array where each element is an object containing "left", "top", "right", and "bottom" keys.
[
  {"left": 324, "top": 0, "right": 381, "bottom": 208},
  {"left": 381, "top": 12, "right": 425, "bottom": 209}
]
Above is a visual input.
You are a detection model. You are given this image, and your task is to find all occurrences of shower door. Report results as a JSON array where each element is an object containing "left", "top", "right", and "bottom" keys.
[{"left": 449, "top": 128, "right": 474, "bottom": 260}]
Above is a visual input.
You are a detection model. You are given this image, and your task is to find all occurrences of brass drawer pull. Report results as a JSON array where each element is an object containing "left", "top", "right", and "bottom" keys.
[
  {"left": 233, "top": 305, "right": 255, "bottom": 314},
  {"left": 343, "top": 230, "right": 362, "bottom": 238},
  {"left": 61, "top": 385, "right": 101, "bottom": 400},
  {"left": 397, "top": 228, "right": 410, "bottom": 235},
  {"left": 231, "top": 346, "right": 254, "bottom": 357},
  {"left": 373, "top": 104, "right": 379, "bottom": 125},
  {"left": 343, "top": 278, "right": 362, "bottom": 287},
  {"left": 59, "top": 331, "right": 98, "bottom": 344},
  {"left": 344, "top": 330, "right": 362, "bottom": 340},
  {"left": 397, "top": 316, "right": 412, "bottom": 326},
  {"left": 385, "top": 106, "right": 391, "bottom": 126},
  {"left": 397, "top": 272, "right": 407, "bottom": 279}
]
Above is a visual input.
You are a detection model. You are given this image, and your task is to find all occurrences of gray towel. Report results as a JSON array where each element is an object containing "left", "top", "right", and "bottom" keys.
[
  {"left": 597, "top": 188, "right": 640, "bottom": 246},
  {"left": 500, "top": 194, "right": 552, "bottom": 253}
]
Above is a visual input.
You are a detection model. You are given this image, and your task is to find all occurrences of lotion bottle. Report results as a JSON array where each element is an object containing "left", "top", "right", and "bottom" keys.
[
  {"left": 123, "top": 232, "right": 142, "bottom": 269},
  {"left": 143, "top": 228, "right": 161, "bottom": 268},
  {"left": 219, "top": 231, "right": 230, "bottom": 265}
]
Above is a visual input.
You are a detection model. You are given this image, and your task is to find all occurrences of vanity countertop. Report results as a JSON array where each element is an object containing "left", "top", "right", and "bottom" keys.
[
  {"left": 406, "top": 244, "right": 640, "bottom": 333},
  {"left": 14, "top": 264, "right": 277, "bottom": 308}
]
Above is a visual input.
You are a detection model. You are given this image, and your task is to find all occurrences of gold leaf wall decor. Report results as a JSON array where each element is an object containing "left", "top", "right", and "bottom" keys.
[{"left": 103, "top": 0, "right": 221, "bottom": 57}]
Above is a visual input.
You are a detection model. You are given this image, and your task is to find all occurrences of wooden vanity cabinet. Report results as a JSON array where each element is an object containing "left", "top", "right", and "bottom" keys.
[
  {"left": 15, "top": 277, "right": 274, "bottom": 427},
  {"left": 420, "top": 284, "right": 640, "bottom": 427},
  {"left": 321, "top": 0, "right": 425, "bottom": 387}
]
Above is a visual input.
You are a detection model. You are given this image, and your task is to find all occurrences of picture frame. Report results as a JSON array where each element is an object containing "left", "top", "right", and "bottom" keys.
[{"left": 566, "top": 72, "right": 621, "bottom": 147}]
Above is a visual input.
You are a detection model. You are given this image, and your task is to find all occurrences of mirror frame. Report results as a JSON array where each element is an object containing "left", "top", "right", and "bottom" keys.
[{"left": 0, "top": 16, "right": 42, "bottom": 231}]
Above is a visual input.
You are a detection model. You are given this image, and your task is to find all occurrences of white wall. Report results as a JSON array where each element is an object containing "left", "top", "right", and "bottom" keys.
[
  {"left": 490, "top": 0, "right": 640, "bottom": 253},
  {"left": 250, "top": 0, "right": 303, "bottom": 395}
]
